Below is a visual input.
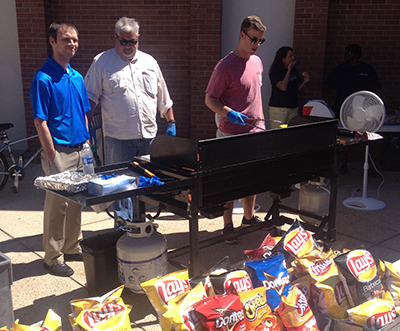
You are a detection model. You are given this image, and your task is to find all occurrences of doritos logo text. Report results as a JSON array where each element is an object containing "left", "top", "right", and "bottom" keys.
[{"left": 214, "top": 309, "right": 244, "bottom": 329}]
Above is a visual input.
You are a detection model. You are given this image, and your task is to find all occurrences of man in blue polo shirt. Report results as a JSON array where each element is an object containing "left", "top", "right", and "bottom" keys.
[{"left": 31, "top": 21, "right": 91, "bottom": 277}]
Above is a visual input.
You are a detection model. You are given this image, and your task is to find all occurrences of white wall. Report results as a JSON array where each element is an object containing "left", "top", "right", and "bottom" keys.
[
  {"left": 0, "top": 0, "right": 27, "bottom": 146},
  {"left": 222, "top": 0, "right": 296, "bottom": 119}
]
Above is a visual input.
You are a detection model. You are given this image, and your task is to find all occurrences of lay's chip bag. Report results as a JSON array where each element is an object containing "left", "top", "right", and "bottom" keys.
[
  {"left": 141, "top": 269, "right": 191, "bottom": 330},
  {"left": 272, "top": 220, "right": 322, "bottom": 263},
  {"left": 347, "top": 298, "right": 397, "bottom": 330},
  {"left": 11, "top": 309, "right": 62, "bottom": 331},
  {"left": 277, "top": 286, "right": 320, "bottom": 331},
  {"left": 239, "top": 287, "right": 279, "bottom": 331},
  {"left": 296, "top": 249, "right": 349, "bottom": 319},
  {"left": 245, "top": 253, "right": 291, "bottom": 312},
  {"left": 379, "top": 260, "right": 400, "bottom": 307},
  {"left": 209, "top": 269, "right": 253, "bottom": 295},
  {"left": 163, "top": 282, "right": 208, "bottom": 331},
  {"left": 69, "top": 285, "right": 132, "bottom": 331},
  {"left": 334, "top": 249, "right": 382, "bottom": 307}
]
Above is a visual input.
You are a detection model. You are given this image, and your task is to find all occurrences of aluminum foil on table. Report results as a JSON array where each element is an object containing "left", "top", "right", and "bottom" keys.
[{"left": 34, "top": 171, "right": 100, "bottom": 193}]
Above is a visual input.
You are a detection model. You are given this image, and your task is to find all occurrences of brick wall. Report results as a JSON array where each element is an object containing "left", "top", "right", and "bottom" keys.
[
  {"left": 294, "top": 0, "right": 400, "bottom": 114},
  {"left": 17, "top": 0, "right": 400, "bottom": 146},
  {"left": 16, "top": 0, "right": 222, "bottom": 142}
]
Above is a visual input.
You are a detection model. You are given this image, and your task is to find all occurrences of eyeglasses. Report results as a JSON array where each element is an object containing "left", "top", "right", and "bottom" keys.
[
  {"left": 116, "top": 35, "right": 138, "bottom": 46},
  {"left": 243, "top": 31, "right": 265, "bottom": 45}
]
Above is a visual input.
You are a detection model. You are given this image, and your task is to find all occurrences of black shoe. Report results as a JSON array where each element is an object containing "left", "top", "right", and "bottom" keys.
[
  {"left": 221, "top": 223, "right": 238, "bottom": 244},
  {"left": 241, "top": 215, "right": 262, "bottom": 227},
  {"left": 43, "top": 262, "right": 74, "bottom": 277},
  {"left": 64, "top": 253, "right": 83, "bottom": 262}
]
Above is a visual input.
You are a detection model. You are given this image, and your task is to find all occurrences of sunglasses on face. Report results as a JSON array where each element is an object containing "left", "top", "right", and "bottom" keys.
[
  {"left": 243, "top": 30, "right": 265, "bottom": 45},
  {"left": 116, "top": 35, "right": 138, "bottom": 46}
]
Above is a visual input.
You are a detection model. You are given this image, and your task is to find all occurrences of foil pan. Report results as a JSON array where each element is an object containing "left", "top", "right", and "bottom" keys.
[{"left": 34, "top": 171, "right": 100, "bottom": 193}]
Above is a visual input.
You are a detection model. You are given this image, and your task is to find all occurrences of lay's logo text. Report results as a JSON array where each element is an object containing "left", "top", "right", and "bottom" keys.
[
  {"left": 224, "top": 271, "right": 253, "bottom": 293},
  {"left": 334, "top": 280, "right": 347, "bottom": 305},
  {"left": 347, "top": 250, "right": 376, "bottom": 281},
  {"left": 366, "top": 307, "right": 396, "bottom": 330},
  {"left": 157, "top": 278, "right": 189, "bottom": 304},
  {"left": 82, "top": 301, "right": 125, "bottom": 328},
  {"left": 284, "top": 227, "right": 312, "bottom": 257}
]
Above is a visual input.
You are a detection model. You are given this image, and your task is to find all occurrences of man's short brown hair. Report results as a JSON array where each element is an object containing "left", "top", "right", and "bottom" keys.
[{"left": 241, "top": 15, "right": 266, "bottom": 33}]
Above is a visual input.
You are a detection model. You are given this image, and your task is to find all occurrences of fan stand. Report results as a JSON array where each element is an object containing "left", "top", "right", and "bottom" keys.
[{"left": 343, "top": 145, "right": 386, "bottom": 211}]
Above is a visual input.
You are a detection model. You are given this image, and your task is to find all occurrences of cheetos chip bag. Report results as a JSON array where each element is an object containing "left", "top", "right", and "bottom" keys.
[
  {"left": 69, "top": 285, "right": 132, "bottom": 331},
  {"left": 277, "top": 286, "right": 320, "bottom": 331},
  {"left": 163, "top": 282, "right": 207, "bottom": 331},
  {"left": 334, "top": 249, "right": 382, "bottom": 307},
  {"left": 347, "top": 298, "right": 397, "bottom": 330},
  {"left": 11, "top": 309, "right": 62, "bottom": 331},
  {"left": 239, "top": 287, "right": 279, "bottom": 331}
]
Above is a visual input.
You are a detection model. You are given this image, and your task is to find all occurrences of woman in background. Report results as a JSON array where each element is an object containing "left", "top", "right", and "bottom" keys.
[{"left": 268, "top": 46, "right": 310, "bottom": 129}]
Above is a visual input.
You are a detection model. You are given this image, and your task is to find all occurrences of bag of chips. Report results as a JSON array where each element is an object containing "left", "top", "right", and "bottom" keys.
[
  {"left": 245, "top": 253, "right": 291, "bottom": 311},
  {"left": 244, "top": 234, "right": 280, "bottom": 260},
  {"left": 379, "top": 260, "right": 400, "bottom": 306},
  {"left": 163, "top": 282, "right": 208, "bottom": 331},
  {"left": 193, "top": 293, "right": 245, "bottom": 330},
  {"left": 239, "top": 287, "right": 280, "bottom": 331},
  {"left": 334, "top": 249, "right": 382, "bottom": 307},
  {"left": 347, "top": 298, "right": 397, "bottom": 330},
  {"left": 11, "top": 309, "right": 62, "bottom": 331},
  {"left": 209, "top": 269, "right": 253, "bottom": 295},
  {"left": 272, "top": 220, "right": 322, "bottom": 262},
  {"left": 69, "top": 285, "right": 132, "bottom": 331},
  {"left": 277, "top": 286, "right": 320, "bottom": 331}
]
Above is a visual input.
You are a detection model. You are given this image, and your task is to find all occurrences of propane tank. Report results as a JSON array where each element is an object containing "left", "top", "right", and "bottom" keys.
[
  {"left": 298, "top": 177, "right": 330, "bottom": 226},
  {"left": 116, "top": 220, "right": 168, "bottom": 293}
]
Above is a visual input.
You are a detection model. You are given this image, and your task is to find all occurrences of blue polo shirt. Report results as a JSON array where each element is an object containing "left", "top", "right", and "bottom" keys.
[{"left": 31, "top": 57, "right": 90, "bottom": 146}]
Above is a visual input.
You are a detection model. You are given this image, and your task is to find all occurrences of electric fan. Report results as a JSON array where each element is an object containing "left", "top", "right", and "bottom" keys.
[{"left": 340, "top": 91, "right": 386, "bottom": 210}]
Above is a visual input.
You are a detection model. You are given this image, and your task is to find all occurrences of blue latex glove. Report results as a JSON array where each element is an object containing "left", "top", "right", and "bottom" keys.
[
  {"left": 138, "top": 176, "right": 164, "bottom": 188},
  {"left": 166, "top": 124, "right": 176, "bottom": 136},
  {"left": 227, "top": 110, "right": 248, "bottom": 126}
]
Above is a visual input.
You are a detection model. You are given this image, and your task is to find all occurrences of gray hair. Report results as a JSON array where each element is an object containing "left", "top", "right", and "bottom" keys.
[{"left": 115, "top": 17, "right": 139, "bottom": 35}]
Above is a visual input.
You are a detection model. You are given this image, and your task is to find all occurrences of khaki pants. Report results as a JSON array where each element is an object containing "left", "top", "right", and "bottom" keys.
[
  {"left": 41, "top": 146, "right": 83, "bottom": 266},
  {"left": 268, "top": 106, "right": 298, "bottom": 129}
]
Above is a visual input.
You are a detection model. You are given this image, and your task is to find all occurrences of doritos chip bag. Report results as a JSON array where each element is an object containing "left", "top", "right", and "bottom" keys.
[
  {"left": 347, "top": 298, "right": 397, "bottom": 330},
  {"left": 244, "top": 234, "right": 280, "bottom": 261},
  {"left": 239, "top": 287, "right": 279, "bottom": 331},
  {"left": 163, "top": 282, "right": 207, "bottom": 331},
  {"left": 193, "top": 293, "right": 246, "bottom": 330},
  {"left": 11, "top": 309, "right": 62, "bottom": 331},
  {"left": 277, "top": 286, "right": 320, "bottom": 331},
  {"left": 69, "top": 285, "right": 132, "bottom": 331},
  {"left": 272, "top": 220, "right": 322, "bottom": 262},
  {"left": 245, "top": 253, "right": 291, "bottom": 312},
  {"left": 334, "top": 249, "right": 382, "bottom": 307}
]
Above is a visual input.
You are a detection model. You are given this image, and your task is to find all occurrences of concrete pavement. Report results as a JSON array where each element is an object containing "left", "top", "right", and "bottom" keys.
[{"left": 1, "top": 160, "right": 400, "bottom": 330}]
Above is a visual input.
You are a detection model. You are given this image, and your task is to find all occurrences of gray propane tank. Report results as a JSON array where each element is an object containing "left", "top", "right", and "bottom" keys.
[
  {"left": 116, "top": 220, "right": 168, "bottom": 293},
  {"left": 298, "top": 177, "right": 330, "bottom": 226}
]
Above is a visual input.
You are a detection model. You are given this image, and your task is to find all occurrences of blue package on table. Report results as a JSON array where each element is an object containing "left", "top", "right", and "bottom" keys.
[{"left": 244, "top": 253, "right": 291, "bottom": 311}]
